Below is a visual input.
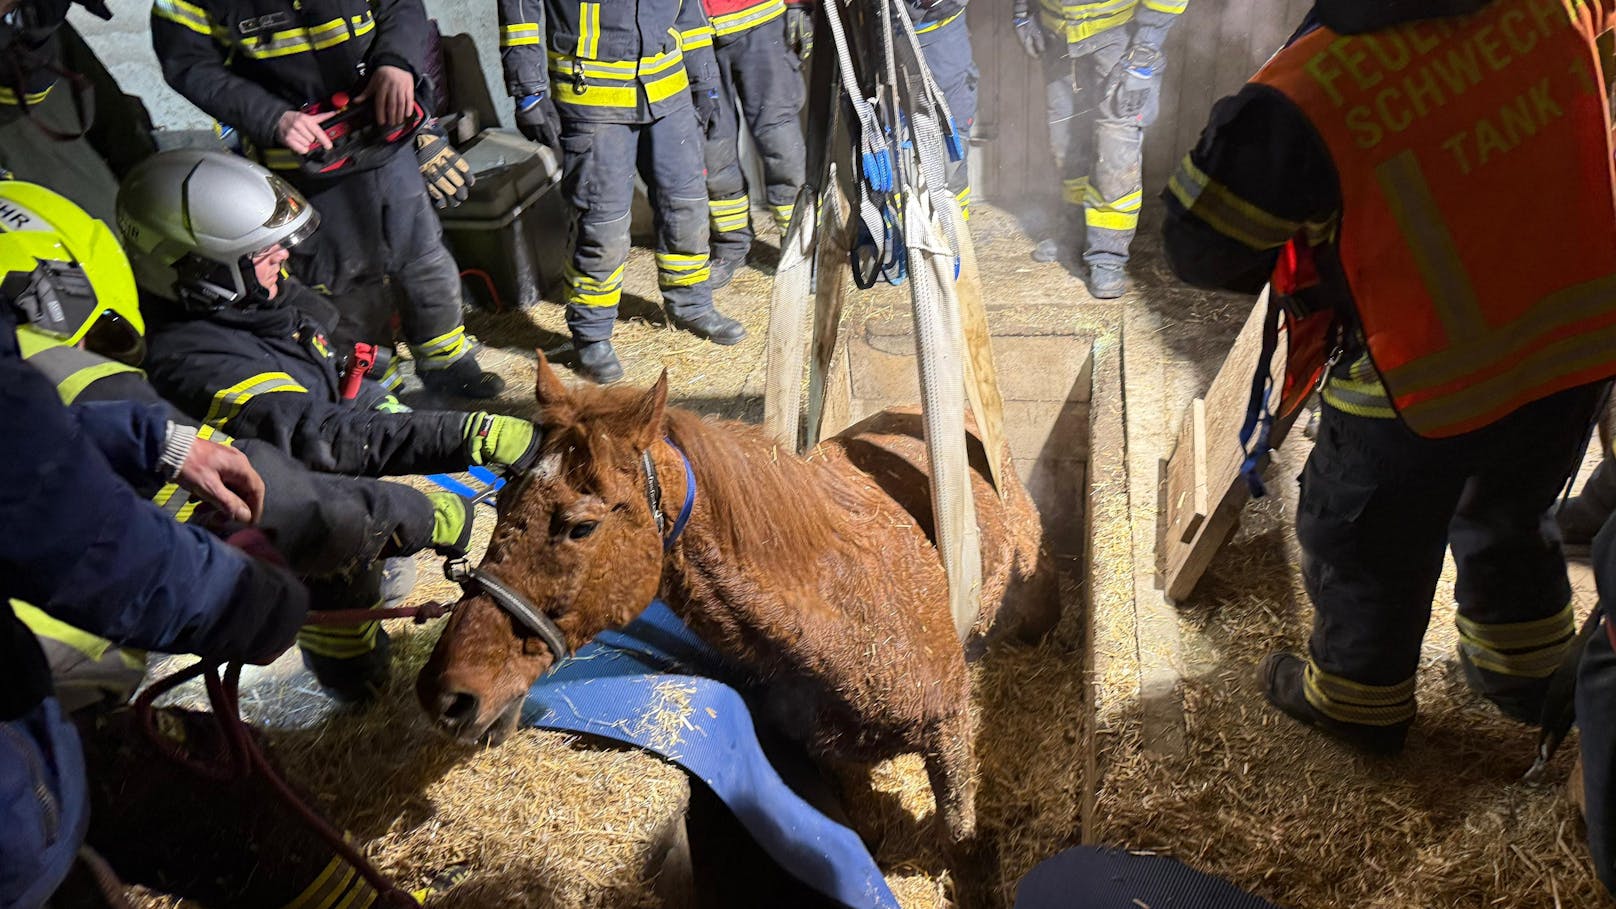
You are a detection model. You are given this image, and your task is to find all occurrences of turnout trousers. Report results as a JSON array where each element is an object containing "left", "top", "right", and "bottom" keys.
[
  {"left": 1296, "top": 384, "right": 1602, "bottom": 733},
  {"left": 288, "top": 151, "right": 473, "bottom": 378},
  {"left": 916, "top": 13, "right": 978, "bottom": 217},
  {"left": 1578, "top": 515, "right": 1616, "bottom": 898},
  {"left": 0, "top": 87, "right": 121, "bottom": 227},
  {"left": 561, "top": 113, "right": 714, "bottom": 343},
  {"left": 1042, "top": 27, "right": 1157, "bottom": 267},
  {"left": 703, "top": 17, "right": 806, "bottom": 262}
]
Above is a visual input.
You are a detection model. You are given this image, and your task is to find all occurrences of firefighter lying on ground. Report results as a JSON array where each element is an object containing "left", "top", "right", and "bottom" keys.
[
  {"left": 0, "top": 226, "right": 310, "bottom": 905},
  {"left": 112, "top": 151, "right": 545, "bottom": 702},
  {"left": 150, "top": 0, "right": 503, "bottom": 399},
  {"left": 1163, "top": 0, "right": 1616, "bottom": 755},
  {"left": 497, "top": 0, "right": 748, "bottom": 385}
]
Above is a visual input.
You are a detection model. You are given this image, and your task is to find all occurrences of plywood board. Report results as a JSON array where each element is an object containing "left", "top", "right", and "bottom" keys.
[{"left": 1160, "top": 289, "right": 1298, "bottom": 603}]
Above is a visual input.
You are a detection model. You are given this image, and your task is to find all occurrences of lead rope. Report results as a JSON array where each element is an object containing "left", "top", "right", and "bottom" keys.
[{"left": 134, "top": 602, "right": 452, "bottom": 908}]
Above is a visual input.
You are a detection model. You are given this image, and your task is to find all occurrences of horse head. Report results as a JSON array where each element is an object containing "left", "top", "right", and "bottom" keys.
[{"left": 417, "top": 354, "right": 672, "bottom": 745}]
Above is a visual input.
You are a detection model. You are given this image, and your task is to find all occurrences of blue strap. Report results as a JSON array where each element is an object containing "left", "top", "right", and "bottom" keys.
[
  {"left": 1235, "top": 300, "right": 1283, "bottom": 500},
  {"left": 467, "top": 466, "right": 505, "bottom": 488},
  {"left": 522, "top": 602, "right": 900, "bottom": 909},
  {"left": 426, "top": 473, "right": 480, "bottom": 499},
  {"left": 664, "top": 440, "right": 696, "bottom": 551}
]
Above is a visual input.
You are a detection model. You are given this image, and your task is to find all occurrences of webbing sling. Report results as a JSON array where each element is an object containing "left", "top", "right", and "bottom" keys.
[
  {"left": 521, "top": 601, "right": 902, "bottom": 909},
  {"left": 426, "top": 467, "right": 505, "bottom": 508}
]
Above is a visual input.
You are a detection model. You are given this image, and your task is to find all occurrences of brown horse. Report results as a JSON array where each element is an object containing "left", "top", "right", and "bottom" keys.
[{"left": 418, "top": 356, "right": 1058, "bottom": 843}]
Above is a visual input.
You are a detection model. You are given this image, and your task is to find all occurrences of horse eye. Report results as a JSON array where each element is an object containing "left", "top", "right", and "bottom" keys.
[{"left": 568, "top": 521, "right": 599, "bottom": 541}]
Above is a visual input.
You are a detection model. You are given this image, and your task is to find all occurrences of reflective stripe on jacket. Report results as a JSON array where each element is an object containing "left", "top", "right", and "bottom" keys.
[
  {"left": 1037, "top": 0, "right": 1185, "bottom": 45},
  {"left": 498, "top": 0, "right": 717, "bottom": 123},
  {"left": 151, "top": 0, "right": 429, "bottom": 160},
  {"left": 1252, "top": 0, "right": 1616, "bottom": 437}
]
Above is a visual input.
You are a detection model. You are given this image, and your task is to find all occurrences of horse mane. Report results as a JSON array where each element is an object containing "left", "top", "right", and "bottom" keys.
[{"left": 549, "top": 383, "right": 869, "bottom": 581}]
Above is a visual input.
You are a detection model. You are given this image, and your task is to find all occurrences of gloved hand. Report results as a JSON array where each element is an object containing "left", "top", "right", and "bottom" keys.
[
  {"left": 1108, "top": 43, "right": 1164, "bottom": 118},
  {"left": 784, "top": 6, "right": 813, "bottom": 60},
  {"left": 1012, "top": 0, "right": 1044, "bottom": 59},
  {"left": 692, "top": 85, "right": 721, "bottom": 137},
  {"left": 416, "top": 128, "right": 475, "bottom": 209},
  {"left": 465, "top": 412, "right": 543, "bottom": 472},
  {"left": 428, "top": 492, "right": 476, "bottom": 557},
  {"left": 225, "top": 528, "right": 311, "bottom": 665},
  {"left": 515, "top": 91, "right": 563, "bottom": 151}
]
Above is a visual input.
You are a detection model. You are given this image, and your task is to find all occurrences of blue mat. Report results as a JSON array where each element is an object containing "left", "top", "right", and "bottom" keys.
[{"left": 520, "top": 601, "right": 900, "bottom": 909}]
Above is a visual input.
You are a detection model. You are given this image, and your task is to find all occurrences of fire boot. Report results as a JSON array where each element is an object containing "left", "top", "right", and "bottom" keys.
[
  {"left": 575, "top": 339, "right": 625, "bottom": 385},
  {"left": 1259, "top": 652, "right": 1409, "bottom": 755},
  {"left": 667, "top": 305, "right": 747, "bottom": 346},
  {"left": 1087, "top": 263, "right": 1128, "bottom": 299},
  {"left": 296, "top": 567, "right": 394, "bottom": 705},
  {"left": 708, "top": 255, "right": 741, "bottom": 291},
  {"left": 419, "top": 355, "right": 506, "bottom": 399},
  {"left": 1558, "top": 455, "right": 1616, "bottom": 558}
]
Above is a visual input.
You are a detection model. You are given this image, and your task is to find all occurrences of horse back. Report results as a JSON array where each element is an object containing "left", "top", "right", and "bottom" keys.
[{"left": 819, "top": 407, "right": 1059, "bottom": 642}]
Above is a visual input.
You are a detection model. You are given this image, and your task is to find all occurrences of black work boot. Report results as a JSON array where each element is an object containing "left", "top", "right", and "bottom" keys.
[
  {"left": 1259, "top": 652, "right": 1409, "bottom": 755},
  {"left": 1558, "top": 457, "right": 1616, "bottom": 558},
  {"left": 1087, "top": 262, "right": 1128, "bottom": 299},
  {"left": 708, "top": 255, "right": 741, "bottom": 291},
  {"left": 668, "top": 305, "right": 747, "bottom": 345},
  {"left": 575, "top": 339, "right": 625, "bottom": 384},
  {"left": 300, "top": 624, "right": 392, "bottom": 706},
  {"left": 419, "top": 356, "right": 506, "bottom": 399},
  {"left": 1456, "top": 645, "right": 1552, "bottom": 725}
]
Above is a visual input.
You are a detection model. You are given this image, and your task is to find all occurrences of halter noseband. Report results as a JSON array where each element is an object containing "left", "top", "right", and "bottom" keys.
[{"left": 446, "top": 438, "right": 697, "bottom": 666}]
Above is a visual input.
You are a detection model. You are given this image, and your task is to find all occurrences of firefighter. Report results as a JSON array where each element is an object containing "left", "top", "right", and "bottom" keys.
[
  {"left": 696, "top": 0, "right": 808, "bottom": 284},
  {"left": 116, "top": 151, "right": 544, "bottom": 702},
  {"left": 0, "top": 246, "right": 309, "bottom": 906},
  {"left": 0, "top": 177, "right": 484, "bottom": 707},
  {"left": 497, "top": 0, "right": 748, "bottom": 385},
  {"left": 1164, "top": 0, "right": 1616, "bottom": 754},
  {"left": 149, "top": 0, "right": 504, "bottom": 399},
  {"left": 0, "top": 0, "right": 128, "bottom": 227},
  {"left": 1013, "top": 0, "right": 1185, "bottom": 298},
  {"left": 911, "top": 0, "right": 978, "bottom": 221}
]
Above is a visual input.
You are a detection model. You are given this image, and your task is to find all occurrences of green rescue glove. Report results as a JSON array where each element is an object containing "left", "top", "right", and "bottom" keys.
[
  {"left": 464, "top": 412, "right": 542, "bottom": 471},
  {"left": 429, "top": 492, "right": 475, "bottom": 557}
]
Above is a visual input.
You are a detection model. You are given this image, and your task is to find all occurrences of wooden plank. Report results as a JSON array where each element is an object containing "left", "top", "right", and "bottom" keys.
[
  {"left": 1161, "top": 397, "right": 1208, "bottom": 546},
  {"left": 1159, "top": 289, "right": 1300, "bottom": 603}
]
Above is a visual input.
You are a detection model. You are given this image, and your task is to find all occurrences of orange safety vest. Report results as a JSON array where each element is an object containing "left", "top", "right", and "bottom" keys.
[{"left": 1253, "top": 0, "right": 1616, "bottom": 437}]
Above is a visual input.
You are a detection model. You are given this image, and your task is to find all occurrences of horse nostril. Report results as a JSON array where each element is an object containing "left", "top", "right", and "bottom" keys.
[{"left": 438, "top": 690, "right": 480, "bottom": 725}]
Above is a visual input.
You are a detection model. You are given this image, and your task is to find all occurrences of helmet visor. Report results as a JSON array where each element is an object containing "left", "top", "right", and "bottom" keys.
[{"left": 83, "top": 309, "right": 146, "bottom": 366}]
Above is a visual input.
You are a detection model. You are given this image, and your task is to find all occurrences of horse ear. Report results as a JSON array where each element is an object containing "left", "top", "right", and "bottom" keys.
[
  {"left": 534, "top": 350, "right": 574, "bottom": 423},
  {"left": 632, "top": 369, "right": 669, "bottom": 451}
]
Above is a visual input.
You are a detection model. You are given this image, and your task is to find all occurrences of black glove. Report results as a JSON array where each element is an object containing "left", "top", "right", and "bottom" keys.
[
  {"left": 515, "top": 91, "right": 562, "bottom": 152},
  {"left": 693, "top": 85, "right": 721, "bottom": 137},
  {"left": 1107, "top": 43, "right": 1163, "bottom": 119},
  {"left": 224, "top": 529, "right": 311, "bottom": 665},
  {"left": 1011, "top": 0, "right": 1045, "bottom": 59},
  {"left": 784, "top": 5, "right": 813, "bottom": 60},
  {"left": 415, "top": 126, "right": 475, "bottom": 209}
]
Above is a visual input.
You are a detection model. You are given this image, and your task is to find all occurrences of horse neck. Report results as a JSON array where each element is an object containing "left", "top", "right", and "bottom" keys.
[{"left": 654, "top": 414, "right": 852, "bottom": 620}]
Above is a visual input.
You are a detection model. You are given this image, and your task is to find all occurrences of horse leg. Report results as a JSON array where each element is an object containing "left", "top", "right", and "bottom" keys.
[{"left": 922, "top": 706, "right": 978, "bottom": 844}]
